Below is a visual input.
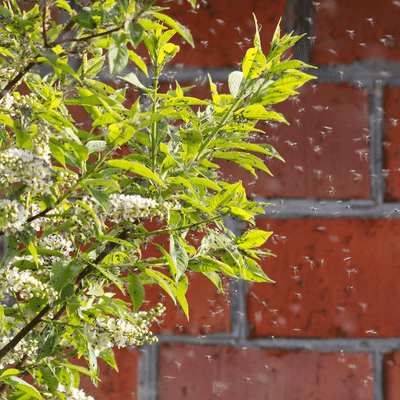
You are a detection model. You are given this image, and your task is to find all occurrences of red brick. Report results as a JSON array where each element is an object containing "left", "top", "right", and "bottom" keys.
[
  {"left": 384, "top": 86, "right": 400, "bottom": 201},
  {"left": 131, "top": 220, "right": 231, "bottom": 335},
  {"left": 248, "top": 218, "right": 400, "bottom": 338},
  {"left": 385, "top": 352, "right": 400, "bottom": 399},
  {"left": 311, "top": 0, "right": 400, "bottom": 65},
  {"left": 159, "top": 344, "right": 373, "bottom": 399},
  {"left": 212, "top": 83, "right": 370, "bottom": 199},
  {"left": 143, "top": 272, "right": 231, "bottom": 336},
  {"left": 158, "top": 0, "right": 288, "bottom": 68},
  {"left": 79, "top": 347, "right": 140, "bottom": 400}
]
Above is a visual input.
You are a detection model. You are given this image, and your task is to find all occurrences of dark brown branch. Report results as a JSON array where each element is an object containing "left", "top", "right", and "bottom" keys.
[
  {"left": 48, "top": 24, "right": 123, "bottom": 47},
  {"left": 42, "top": 0, "right": 48, "bottom": 47},
  {"left": 0, "top": 230, "right": 128, "bottom": 363},
  {"left": 0, "top": 61, "right": 37, "bottom": 101}
]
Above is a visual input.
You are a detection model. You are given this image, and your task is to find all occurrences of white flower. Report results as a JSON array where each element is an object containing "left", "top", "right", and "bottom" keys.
[
  {"left": 0, "top": 199, "right": 27, "bottom": 235},
  {"left": 108, "top": 194, "right": 161, "bottom": 222},
  {"left": 0, "top": 147, "right": 53, "bottom": 195}
]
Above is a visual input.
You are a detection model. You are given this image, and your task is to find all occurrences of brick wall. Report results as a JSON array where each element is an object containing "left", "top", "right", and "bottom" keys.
[
  {"left": 8, "top": 0, "right": 400, "bottom": 399},
  {"left": 125, "top": 1, "right": 400, "bottom": 399}
]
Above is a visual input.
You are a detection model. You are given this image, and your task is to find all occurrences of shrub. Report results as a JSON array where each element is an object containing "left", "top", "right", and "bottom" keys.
[{"left": 0, "top": 0, "right": 315, "bottom": 398}]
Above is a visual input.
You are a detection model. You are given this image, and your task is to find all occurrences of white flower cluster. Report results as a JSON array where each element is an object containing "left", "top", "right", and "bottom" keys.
[
  {"left": 73, "top": 194, "right": 167, "bottom": 232},
  {"left": 57, "top": 384, "right": 94, "bottom": 400},
  {"left": 108, "top": 194, "right": 161, "bottom": 222},
  {"left": 32, "top": 126, "right": 51, "bottom": 164},
  {"left": 0, "top": 199, "right": 27, "bottom": 235},
  {"left": 0, "top": 266, "right": 58, "bottom": 301},
  {"left": 86, "top": 303, "right": 165, "bottom": 350},
  {"left": 39, "top": 234, "right": 73, "bottom": 265},
  {"left": 0, "top": 147, "right": 53, "bottom": 195},
  {"left": 0, "top": 335, "right": 38, "bottom": 369},
  {"left": 0, "top": 91, "right": 13, "bottom": 110}
]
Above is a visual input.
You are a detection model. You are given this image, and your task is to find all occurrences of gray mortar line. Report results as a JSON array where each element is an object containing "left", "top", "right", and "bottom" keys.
[
  {"left": 373, "top": 350, "right": 385, "bottom": 400},
  {"left": 369, "top": 80, "right": 386, "bottom": 205},
  {"left": 138, "top": 342, "right": 160, "bottom": 400}
]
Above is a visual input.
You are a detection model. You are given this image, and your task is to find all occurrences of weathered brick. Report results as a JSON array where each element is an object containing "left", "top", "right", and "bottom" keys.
[
  {"left": 159, "top": 344, "right": 373, "bottom": 399},
  {"left": 109, "top": 220, "right": 231, "bottom": 336},
  {"left": 160, "top": 0, "right": 288, "bottom": 68},
  {"left": 79, "top": 347, "right": 140, "bottom": 400},
  {"left": 215, "top": 82, "right": 370, "bottom": 199},
  {"left": 311, "top": 0, "right": 400, "bottom": 65},
  {"left": 142, "top": 272, "right": 231, "bottom": 336},
  {"left": 248, "top": 218, "right": 400, "bottom": 338},
  {"left": 385, "top": 352, "right": 400, "bottom": 399},
  {"left": 384, "top": 86, "right": 400, "bottom": 201}
]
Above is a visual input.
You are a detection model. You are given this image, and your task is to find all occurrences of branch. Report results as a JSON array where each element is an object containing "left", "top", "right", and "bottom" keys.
[
  {"left": 0, "top": 230, "right": 129, "bottom": 363},
  {"left": 42, "top": 0, "right": 48, "bottom": 47},
  {"left": 48, "top": 24, "right": 123, "bottom": 47},
  {"left": 0, "top": 61, "right": 37, "bottom": 101}
]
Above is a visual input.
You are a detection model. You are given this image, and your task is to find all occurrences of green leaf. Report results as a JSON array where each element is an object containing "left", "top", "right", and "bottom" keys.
[
  {"left": 242, "top": 47, "right": 266, "bottom": 79},
  {"left": 169, "top": 234, "right": 188, "bottom": 282},
  {"left": 128, "top": 22, "right": 145, "bottom": 48},
  {"left": 253, "top": 13, "right": 262, "bottom": 49},
  {"left": 86, "top": 140, "right": 107, "bottom": 153},
  {"left": 49, "top": 141, "right": 66, "bottom": 167},
  {"left": 203, "top": 271, "right": 224, "bottom": 294},
  {"left": 109, "top": 37, "right": 129, "bottom": 76},
  {"left": 54, "top": 0, "right": 72, "bottom": 13},
  {"left": 237, "top": 229, "right": 273, "bottom": 249},
  {"left": 37, "top": 326, "right": 59, "bottom": 361},
  {"left": 39, "top": 365, "right": 59, "bottom": 396},
  {"left": 86, "top": 341, "right": 98, "bottom": 378},
  {"left": 157, "top": 42, "right": 179, "bottom": 65},
  {"left": 27, "top": 241, "right": 38, "bottom": 267},
  {"left": 154, "top": 243, "right": 178, "bottom": 279},
  {"left": 1, "top": 235, "right": 18, "bottom": 268},
  {"left": 153, "top": 12, "right": 194, "bottom": 47},
  {"left": 128, "top": 50, "right": 148, "bottom": 77},
  {"left": 192, "top": 256, "right": 235, "bottom": 277},
  {"left": 0, "top": 304, "right": 4, "bottom": 334},
  {"left": 41, "top": 221, "right": 75, "bottom": 239},
  {"left": 6, "top": 376, "right": 44, "bottom": 400},
  {"left": 188, "top": 177, "right": 221, "bottom": 192},
  {"left": 229, "top": 206, "right": 255, "bottom": 223},
  {"left": 107, "top": 160, "right": 164, "bottom": 185},
  {"left": 84, "top": 178, "right": 120, "bottom": 192},
  {"left": 121, "top": 72, "right": 150, "bottom": 91},
  {"left": 15, "top": 128, "right": 33, "bottom": 150},
  {"left": 127, "top": 273, "right": 145, "bottom": 312},
  {"left": 269, "top": 70, "right": 316, "bottom": 92},
  {"left": 99, "top": 348, "right": 118, "bottom": 371},
  {"left": 165, "top": 97, "right": 210, "bottom": 106},
  {"left": 65, "top": 96, "right": 104, "bottom": 106},
  {"left": 0, "top": 5, "right": 11, "bottom": 17},
  {"left": 0, "top": 114, "right": 14, "bottom": 128},
  {"left": 213, "top": 151, "right": 272, "bottom": 177},
  {"left": 94, "top": 265, "right": 124, "bottom": 295},
  {"left": 71, "top": 9, "right": 97, "bottom": 30},
  {"left": 180, "top": 129, "right": 202, "bottom": 159},
  {"left": 58, "top": 283, "right": 75, "bottom": 303},
  {"left": 1, "top": 369, "right": 22, "bottom": 378},
  {"left": 144, "top": 268, "right": 176, "bottom": 304},
  {"left": 208, "top": 182, "right": 242, "bottom": 212},
  {"left": 81, "top": 183, "right": 110, "bottom": 212},
  {"left": 228, "top": 71, "right": 244, "bottom": 98},
  {"left": 50, "top": 260, "right": 80, "bottom": 293},
  {"left": 172, "top": 277, "right": 189, "bottom": 320},
  {"left": 65, "top": 142, "right": 89, "bottom": 162},
  {"left": 235, "top": 104, "right": 289, "bottom": 124}
]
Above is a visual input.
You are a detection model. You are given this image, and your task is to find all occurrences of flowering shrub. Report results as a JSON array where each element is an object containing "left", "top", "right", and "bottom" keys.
[{"left": 0, "top": 0, "right": 315, "bottom": 398}]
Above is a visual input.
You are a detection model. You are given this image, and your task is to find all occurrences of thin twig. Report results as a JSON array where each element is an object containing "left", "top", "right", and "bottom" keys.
[{"left": 42, "top": 0, "right": 48, "bottom": 47}]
